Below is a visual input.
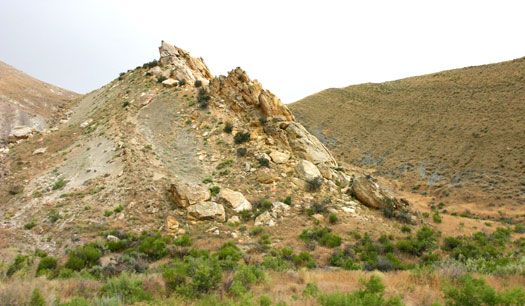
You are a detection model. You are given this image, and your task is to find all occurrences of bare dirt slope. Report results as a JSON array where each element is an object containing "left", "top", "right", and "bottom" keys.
[
  {"left": 290, "top": 57, "right": 525, "bottom": 219},
  {"left": 0, "top": 60, "right": 79, "bottom": 143}
]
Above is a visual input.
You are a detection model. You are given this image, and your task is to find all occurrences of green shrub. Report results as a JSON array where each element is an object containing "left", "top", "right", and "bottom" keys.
[
  {"left": 30, "top": 288, "right": 46, "bottom": 306},
  {"left": 401, "top": 225, "right": 411, "bottom": 233},
  {"left": 442, "top": 274, "right": 525, "bottom": 306},
  {"left": 114, "top": 205, "right": 124, "bottom": 213},
  {"left": 299, "top": 227, "right": 342, "bottom": 248},
  {"left": 329, "top": 250, "right": 360, "bottom": 270},
  {"left": 194, "top": 80, "right": 202, "bottom": 87},
  {"left": 293, "top": 252, "right": 316, "bottom": 269},
  {"left": 7, "top": 254, "right": 27, "bottom": 277},
  {"left": 306, "top": 177, "right": 322, "bottom": 192},
  {"left": 303, "top": 282, "right": 320, "bottom": 297},
  {"left": 261, "top": 254, "right": 291, "bottom": 271},
  {"left": 174, "top": 234, "right": 192, "bottom": 247},
  {"left": 257, "top": 157, "right": 270, "bottom": 168},
  {"left": 209, "top": 186, "right": 221, "bottom": 197},
  {"left": 234, "top": 132, "right": 250, "bottom": 144},
  {"left": 24, "top": 221, "right": 36, "bottom": 230},
  {"left": 157, "top": 76, "right": 167, "bottom": 83},
  {"left": 318, "top": 275, "right": 403, "bottom": 306},
  {"left": 433, "top": 212, "right": 442, "bottom": 223},
  {"left": 65, "top": 244, "right": 103, "bottom": 271},
  {"left": 223, "top": 122, "right": 233, "bottom": 134},
  {"left": 139, "top": 234, "right": 170, "bottom": 260},
  {"left": 142, "top": 59, "right": 158, "bottom": 69},
  {"left": 59, "top": 297, "right": 90, "bottom": 306},
  {"left": 202, "top": 177, "right": 213, "bottom": 184},
  {"left": 250, "top": 227, "right": 264, "bottom": 236},
  {"left": 396, "top": 226, "right": 437, "bottom": 256},
  {"left": 236, "top": 147, "right": 247, "bottom": 157},
  {"left": 329, "top": 213, "right": 339, "bottom": 224},
  {"left": 230, "top": 264, "right": 264, "bottom": 295},
  {"left": 99, "top": 272, "right": 152, "bottom": 303},
  {"left": 216, "top": 159, "right": 233, "bottom": 169},
  {"left": 104, "top": 210, "right": 112, "bottom": 217},
  {"left": 213, "top": 242, "right": 243, "bottom": 270},
  {"left": 178, "top": 79, "right": 186, "bottom": 86},
  {"left": 37, "top": 256, "right": 58, "bottom": 275},
  {"left": 163, "top": 256, "right": 223, "bottom": 297},
  {"left": 283, "top": 196, "right": 292, "bottom": 205}
]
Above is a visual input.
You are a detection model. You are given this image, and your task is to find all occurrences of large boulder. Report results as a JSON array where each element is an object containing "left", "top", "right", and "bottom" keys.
[
  {"left": 217, "top": 188, "right": 252, "bottom": 212},
  {"left": 269, "top": 151, "right": 290, "bottom": 164},
  {"left": 351, "top": 176, "right": 410, "bottom": 211},
  {"left": 169, "top": 182, "right": 210, "bottom": 208},
  {"left": 295, "top": 160, "right": 321, "bottom": 182},
  {"left": 282, "top": 122, "right": 338, "bottom": 167},
  {"left": 7, "top": 126, "right": 32, "bottom": 143},
  {"left": 187, "top": 202, "right": 226, "bottom": 222}
]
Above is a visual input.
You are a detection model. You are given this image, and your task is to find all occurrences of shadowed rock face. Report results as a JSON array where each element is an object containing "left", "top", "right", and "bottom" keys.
[{"left": 0, "top": 60, "right": 79, "bottom": 144}]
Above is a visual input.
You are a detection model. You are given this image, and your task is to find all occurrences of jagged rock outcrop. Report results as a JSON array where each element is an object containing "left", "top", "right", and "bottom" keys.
[
  {"left": 351, "top": 176, "right": 411, "bottom": 211},
  {"left": 280, "top": 122, "right": 338, "bottom": 167},
  {"left": 169, "top": 182, "right": 211, "bottom": 208},
  {"left": 158, "top": 41, "right": 213, "bottom": 84},
  {"left": 210, "top": 67, "right": 294, "bottom": 121}
]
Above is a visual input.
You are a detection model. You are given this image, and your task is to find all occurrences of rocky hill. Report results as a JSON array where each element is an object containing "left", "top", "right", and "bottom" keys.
[
  {"left": 0, "top": 60, "right": 79, "bottom": 146},
  {"left": 0, "top": 42, "right": 523, "bottom": 305},
  {"left": 290, "top": 58, "right": 525, "bottom": 220}
]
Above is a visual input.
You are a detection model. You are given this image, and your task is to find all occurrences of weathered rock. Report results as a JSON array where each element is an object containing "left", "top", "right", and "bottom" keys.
[
  {"left": 209, "top": 67, "right": 294, "bottom": 121},
  {"left": 229, "top": 216, "right": 241, "bottom": 223},
  {"left": 7, "top": 126, "right": 32, "bottom": 143},
  {"left": 166, "top": 216, "right": 179, "bottom": 232},
  {"left": 187, "top": 202, "right": 225, "bottom": 222},
  {"left": 32, "top": 147, "right": 47, "bottom": 155},
  {"left": 161, "top": 78, "right": 179, "bottom": 87},
  {"left": 312, "top": 214, "right": 324, "bottom": 222},
  {"left": 257, "top": 171, "right": 278, "bottom": 184},
  {"left": 169, "top": 182, "right": 211, "bottom": 208},
  {"left": 271, "top": 202, "right": 290, "bottom": 217},
  {"left": 351, "top": 176, "right": 411, "bottom": 211},
  {"left": 295, "top": 160, "right": 322, "bottom": 182},
  {"left": 106, "top": 235, "right": 119, "bottom": 242},
  {"left": 255, "top": 211, "right": 274, "bottom": 226},
  {"left": 269, "top": 151, "right": 290, "bottom": 164},
  {"left": 281, "top": 122, "right": 337, "bottom": 167},
  {"left": 218, "top": 188, "right": 252, "bottom": 212},
  {"left": 158, "top": 41, "right": 213, "bottom": 84}
]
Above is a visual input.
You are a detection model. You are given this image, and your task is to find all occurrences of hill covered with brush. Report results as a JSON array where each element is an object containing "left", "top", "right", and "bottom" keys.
[
  {"left": 290, "top": 58, "right": 525, "bottom": 218},
  {"left": 0, "top": 43, "right": 523, "bottom": 305}
]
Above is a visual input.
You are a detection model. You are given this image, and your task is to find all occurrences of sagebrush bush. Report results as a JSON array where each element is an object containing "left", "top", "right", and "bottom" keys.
[
  {"left": 100, "top": 272, "right": 152, "bottom": 304},
  {"left": 65, "top": 244, "right": 102, "bottom": 271},
  {"left": 299, "top": 227, "right": 342, "bottom": 248},
  {"left": 318, "top": 275, "right": 403, "bottom": 306},
  {"left": 233, "top": 132, "right": 250, "bottom": 144},
  {"left": 223, "top": 122, "right": 233, "bottom": 134}
]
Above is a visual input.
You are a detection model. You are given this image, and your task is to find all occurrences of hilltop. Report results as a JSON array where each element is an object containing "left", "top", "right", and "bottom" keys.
[
  {"left": 0, "top": 60, "right": 79, "bottom": 145},
  {"left": 0, "top": 43, "right": 523, "bottom": 305},
  {"left": 290, "top": 58, "right": 525, "bottom": 221}
]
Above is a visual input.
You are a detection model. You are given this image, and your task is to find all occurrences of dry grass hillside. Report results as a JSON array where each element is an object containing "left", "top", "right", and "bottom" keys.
[
  {"left": 0, "top": 60, "right": 79, "bottom": 144},
  {"left": 290, "top": 58, "right": 525, "bottom": 221}
]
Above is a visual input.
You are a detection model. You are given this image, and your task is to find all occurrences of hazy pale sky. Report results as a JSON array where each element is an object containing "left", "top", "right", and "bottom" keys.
[{"left": 1, "top": 0, "right": 524, "bottom": 103}]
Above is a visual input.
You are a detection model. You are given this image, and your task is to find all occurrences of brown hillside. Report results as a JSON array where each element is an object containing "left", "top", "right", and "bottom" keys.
[
  {"left": 0, "top": 60, "right": 79, "bottom": 144},
  {"left": 290, "top": 58, "right": 525, "bottom": 219}
]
